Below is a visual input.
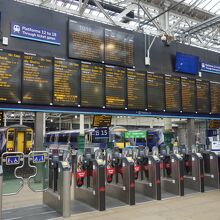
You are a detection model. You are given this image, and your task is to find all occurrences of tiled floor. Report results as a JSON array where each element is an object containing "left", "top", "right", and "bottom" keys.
[{"left": 2, "top": 186, "right": 220, "bottom": 220}]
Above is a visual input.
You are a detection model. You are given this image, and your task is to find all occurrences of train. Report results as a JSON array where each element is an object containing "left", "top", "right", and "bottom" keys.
[
  {"left": 44, "top": 126, "right": 130, "bottom": 150},
  {"left": 0, "top": 125, "right": 33, "bottom": 154}
]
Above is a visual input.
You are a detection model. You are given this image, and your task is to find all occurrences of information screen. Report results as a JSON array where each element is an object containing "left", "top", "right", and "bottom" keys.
[
  {"left": 105, "top": 29, "right": 134, "bottom": 67},
  {"left": 196, "top": 80, "right": 210, "bottom": 113},
  {"left": 68, "top": 20, "right": 104, "bottom": 62},
  {"left": 147, "top": 73, "right": 165, "bottom": 111},
  {"left": 0, "top": 50, "right": 22, "bottom": 103},
  {"left": 165, "top": 75, "right": 181, "bottom": 112},
  {"left": 181, "top": 77, "right": 196, "bottom": 112},
  {"left": 210, "top": 82, "right": 220, "bottom": 114},
  {"left": 105, "top": 65, "right": 126, "bottom": 109},
  {"left": 81, "top": 61, "right": 104, "bottom": 108},
  {"left": 54, "top": 58, "right": 80, "bottom": 106},
  {"left": 23, "top": 54, "right": 52, "bottom": 105},
  {"left": 127, "top": 69, "right": 146, "bottom": 110},
  {"left": 93, "top": 115, "right": 112, "bottom": 127}
]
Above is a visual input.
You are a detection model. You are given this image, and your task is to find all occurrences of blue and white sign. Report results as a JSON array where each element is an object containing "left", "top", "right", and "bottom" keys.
[
  {"left": 33, "top": 155, "right": 45, "bottom": 163},
  {"left": 6, "top": 156, "right": 20, "bottom": 165},
  {"left": 94, "top": 128, "right": 109, "bottom": 139},
  {"left": 201, "top": 62, "right": 220, "bottom": 74},
  {"left": 11, "top": 22, "right": 61, "bottom": 45}
]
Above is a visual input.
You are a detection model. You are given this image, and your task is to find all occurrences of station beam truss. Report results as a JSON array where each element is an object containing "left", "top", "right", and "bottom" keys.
[{"left": 14, "top": 0, "right": 220, "bottom": 52}]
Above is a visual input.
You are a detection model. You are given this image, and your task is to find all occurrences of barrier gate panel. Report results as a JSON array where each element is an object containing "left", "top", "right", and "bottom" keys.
[
  {"left": 1, "top": 152, "right": 25, "bottom": 195},
  {"left": 28, "top": 151, "right": 49, "bottom": 192}
]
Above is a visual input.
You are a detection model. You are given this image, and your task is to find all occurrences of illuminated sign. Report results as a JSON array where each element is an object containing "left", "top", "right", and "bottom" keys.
[{"left": 11, "top": 22, "right": 61, "bottom": 45}]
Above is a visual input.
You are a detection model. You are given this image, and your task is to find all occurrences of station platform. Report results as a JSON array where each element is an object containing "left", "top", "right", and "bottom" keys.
[{"left": 3, "top": 185, "right": 219, "bottom": 220}]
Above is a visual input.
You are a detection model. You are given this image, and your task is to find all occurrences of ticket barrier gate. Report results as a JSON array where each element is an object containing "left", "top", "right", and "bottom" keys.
[
  {"left": 179, "top": 146, "right": 204, "bottom": 192},
  {"left": 74, "top": 150, "right": 105, "bottom": 211},
  {"left": 0, "top": 151, "right": 49, "bottom": 219},
  {"left": 133, "top": 147, "right": 161, "bottom": 200},
  {"left": 160, "top": 147, "right": 184, "bottom": 196},
  {"left": 105, "top": 148, "right": 135, "bottom": 205},
  {"left": 202, "top": 151, "right": 220, "bottom": 189},
  {"left": 43, "top": 152, "right": 71, "bottom": 217}
]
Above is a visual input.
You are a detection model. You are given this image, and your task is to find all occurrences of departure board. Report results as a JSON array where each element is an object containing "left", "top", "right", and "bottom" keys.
[
  {"left": 23, "top": 54, "right": 52, "bottom": 105},
  {"left": 210, "top": 82, "right": 220, "bottom": 114},
  {"left": 127, "top": 69, "right": 146, "bottom": 109},
  {"left": 165, "top": 75, "right": 181, "bottom": 112},
  {"left": 0, "top": 50, "right": 22, "bottom": 103},
  {"left": 196, "top": 80, "right": 210, "bottom": 113},
  {"left": 147, "top": 73, "right": 165, "bottom": 111},
  {"left": 81, "top": 61, "right": 104, "bottom": 107},
  {"left": 105, "top": 65, "right": 126, "bottom": 109},
  {"left": 105, "top": 29, "right": 134, "bottom": 67},
  {"left": 54, "top": 58, "right": 80, "bottom": 106},
  {"left": 68, "top": 20, "right": 104, "bottom": 62},
  {"left": 93, "top": 115, "right": 112, "bottom": 127},
  {"left": 181, "top": 77, "right": 196, "bottom": 112}
]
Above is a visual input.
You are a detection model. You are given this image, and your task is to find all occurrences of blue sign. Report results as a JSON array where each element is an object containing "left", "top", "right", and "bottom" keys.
[
  {"left": 207, "top": 129, "right": 218, "bottom": 137},
  {"left": 6, "top": 156, "right": 20, "bottom": 165},
  {"left": 201, "top": 63, "right": 220, "bottom": 74},
  {"left": 11, "top": 22, "right": 61, "bottom": 45},
  {"left": 33, "top": 155, "right": 45, "bottom": 163},
  {"left": 94, "top": 128, "right": 109, "bottom": 139}
]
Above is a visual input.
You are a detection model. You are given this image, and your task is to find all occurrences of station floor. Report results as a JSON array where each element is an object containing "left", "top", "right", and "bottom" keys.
[{"left": 3, "top": 186, "right": 220, "bottom": 220}]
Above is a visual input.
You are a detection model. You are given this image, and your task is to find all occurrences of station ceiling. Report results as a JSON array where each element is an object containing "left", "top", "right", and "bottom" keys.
[{"left": 15, "top": 0, "right": 220, "bottom": 53}]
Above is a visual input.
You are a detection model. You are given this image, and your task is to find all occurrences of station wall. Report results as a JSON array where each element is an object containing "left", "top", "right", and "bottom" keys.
[{"left": 0, "top": 0, "right": 220, "bottom": 82}]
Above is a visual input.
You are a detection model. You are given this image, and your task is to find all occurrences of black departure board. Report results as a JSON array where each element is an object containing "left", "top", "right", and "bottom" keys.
[
  {"left": 105, "top": 65, "right": 126, "bottom": 109},
  {"left": 196, "top": 80, "right": 210, "bottom": 113},
  {"left": 0, "top": 50, "right": 22, "bottom": 103},
  {"left": 127, "top": 69, "right": 146, "bottom": 109},
  {"left": 54, "top": 58, "right": 80, "bottom": 106},
  {"left": 81, "top": 61, "right": 104, "bottom": 108},
  {"left": 165, "top": 75, "right": 181, "bottom": 112},
  {"left": 181, "top": 77, "right": 196, "bottom": 112},
  {"left": 23, "top": 54, "right": 52, "bottom": 105},
  {"left": 105, "top": 29, "right": 134, "bottom": 67},
  {"left": 210, "top": 82, "right": 220, "bottom": 114},
  {"left": 93, "top": 115, "right": 112, "bottom": 127},
  {"left": 68, "top": 20, "right": 104, "bottom": 62},
  {"left": 147, "top": 73, "right": 165, "bottom": 111}
]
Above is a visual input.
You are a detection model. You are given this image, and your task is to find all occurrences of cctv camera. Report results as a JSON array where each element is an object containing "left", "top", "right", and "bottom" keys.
[{"left": 161, "top": 34, "right": 167, "bottom": 42}]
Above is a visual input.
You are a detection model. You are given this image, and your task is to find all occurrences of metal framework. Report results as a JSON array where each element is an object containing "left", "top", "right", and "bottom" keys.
[{"left": 15, "top": 0, "right": 220, "bottom": 52}]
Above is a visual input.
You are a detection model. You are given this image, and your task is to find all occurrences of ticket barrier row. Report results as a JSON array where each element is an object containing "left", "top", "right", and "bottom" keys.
[{"left": 42, "top": 146, "right": 220, "bottom": 218}]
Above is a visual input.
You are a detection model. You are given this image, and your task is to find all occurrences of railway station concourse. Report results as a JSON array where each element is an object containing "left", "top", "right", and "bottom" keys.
[{"left": 0, "top": 0, "right": 220, "bottom": 219}]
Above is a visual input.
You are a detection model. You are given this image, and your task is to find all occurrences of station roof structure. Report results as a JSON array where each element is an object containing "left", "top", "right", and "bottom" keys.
[{"left": 15, "top": 0, "right": 220, "bottom": 53}]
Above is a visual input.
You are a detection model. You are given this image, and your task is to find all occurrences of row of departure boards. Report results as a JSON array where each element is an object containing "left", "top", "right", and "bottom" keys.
[{"left": 1, "top": 50, "right": 220, "bottom": 114}]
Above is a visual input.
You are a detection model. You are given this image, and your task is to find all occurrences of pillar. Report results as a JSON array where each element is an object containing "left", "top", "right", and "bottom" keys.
[
  {"left": 34, "top": 112, "right": 46, "bottom": 151},
  {"left": 186, "top": 119, "right": 196, "bottom": 150},
  {"left": 80, "top": 114, "right": 85, "bottom": 135},
  {"left": 164, "top": 118, "right": 172, "bottom": 131},
  {"left": 19, "top": 112, "right": 23, "bottom": 125}
]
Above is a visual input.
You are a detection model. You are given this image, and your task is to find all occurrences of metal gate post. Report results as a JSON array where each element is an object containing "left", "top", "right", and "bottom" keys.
[{"left": 0, "top": 165, "right": 3, "bottom": 220}]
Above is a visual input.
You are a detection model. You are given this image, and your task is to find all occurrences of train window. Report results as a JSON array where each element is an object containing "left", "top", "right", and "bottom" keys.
[
  {"left": 8, "top": 132, "right": 14, "bottom": 141},
  {"left": 58, "top": 134, "right": 68, "bottom": 143},
  {"left": 45, "top": 134, "right": 51, "bottom": 142},
  {"left": 70, "top": 134, "right": 77, "bottom": 143},
  {"left": 26, "top": 132, "right": 32, "bottom": 141},
  {"left": 51, "top": 134, "right": 55, "bottom": 142}
]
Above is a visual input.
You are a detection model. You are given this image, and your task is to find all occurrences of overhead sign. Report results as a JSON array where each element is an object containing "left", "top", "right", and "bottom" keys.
[
  {"left": 94, "top": 127, "right": 109, "bottom": 139},
  {"left": 33, "top": 154, "right": 45, "bottom": 163},
  {"left": 93, "top": 115, "right": 112, "bottom": 127},
  {"left": 209, "top": 120, "right": 220, "bottom": 129},
  {"left": 125, "top": 131, "right": 147, "bottom": 139},
  {"left": 6, "top": 156, "right": 20, "bottom": 165},
  {"left": 11, "top": 22, "right": 61, "bottom": 45},
  {"left": 201, "top": 63, "right": 220, "bottom": 74}
]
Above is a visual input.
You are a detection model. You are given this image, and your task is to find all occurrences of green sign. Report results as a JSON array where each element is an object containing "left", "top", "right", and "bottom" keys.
[{"left": 125, "top": 131, "right": 147, "bottom": 139}]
